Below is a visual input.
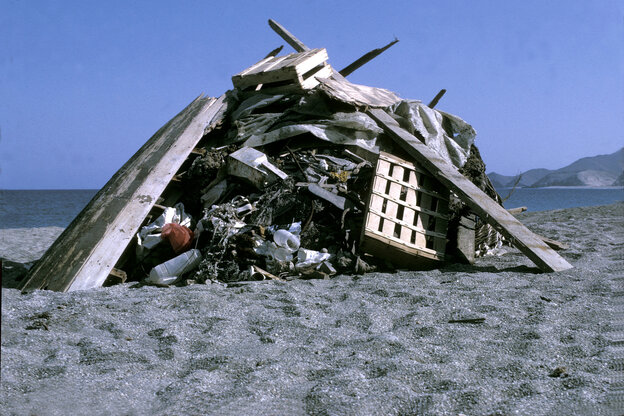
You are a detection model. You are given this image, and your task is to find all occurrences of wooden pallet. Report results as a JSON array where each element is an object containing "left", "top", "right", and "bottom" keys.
[
  {"left": 361, "top": 152, "right": 450, "bottom": 267},
  {"left": 231, "top": 48, "right": 332, "bottom": 91}
]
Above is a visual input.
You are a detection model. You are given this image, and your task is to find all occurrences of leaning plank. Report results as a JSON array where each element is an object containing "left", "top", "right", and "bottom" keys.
[
  {"left": 21, "top": 94, "right": 229, "bottom": 292},
  {"left": 367, "top": 108, "right": 573, "bottom": 272}
]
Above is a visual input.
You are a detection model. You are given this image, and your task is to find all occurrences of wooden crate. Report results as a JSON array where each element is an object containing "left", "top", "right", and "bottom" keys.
[
  {"left": 360, "top": 151, "right": 450, "bottom": 267},
  {"left": 231, "top": 48, "right": 332, "bottom": 92}
]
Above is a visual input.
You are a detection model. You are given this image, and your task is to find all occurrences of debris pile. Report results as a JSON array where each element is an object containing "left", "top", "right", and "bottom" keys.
[
  {"left": 129, "top": 84, "right": 493, "bottom": 285},
  {"left": 19, "top": 19, "right": 572, "bottom": 293}
]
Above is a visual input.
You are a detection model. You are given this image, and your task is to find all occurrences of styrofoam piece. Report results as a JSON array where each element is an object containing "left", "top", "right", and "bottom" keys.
[{"left": 227, "top": 147, "right": 288, "bottom": 189}]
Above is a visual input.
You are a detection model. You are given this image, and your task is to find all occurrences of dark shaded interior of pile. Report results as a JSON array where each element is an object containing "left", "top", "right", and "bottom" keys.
[{"left": 127, "top": 88, "right": 502, "bottom": 285}]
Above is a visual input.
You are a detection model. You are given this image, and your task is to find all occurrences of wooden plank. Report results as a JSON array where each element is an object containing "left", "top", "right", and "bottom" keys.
[
  {"left": 367, "top": 108, "right": 573, "bottom": 272},
  {"left": 21, "top": 94, "right": 230, "bottom": 292},
  {"left": 268, "top": 19, "right": 310, "bottom": 52}
]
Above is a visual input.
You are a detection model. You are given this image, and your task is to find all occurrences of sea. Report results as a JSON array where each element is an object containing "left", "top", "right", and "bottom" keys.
[{"left": 0, "top": 187, "right": 623, "bottom": 230}]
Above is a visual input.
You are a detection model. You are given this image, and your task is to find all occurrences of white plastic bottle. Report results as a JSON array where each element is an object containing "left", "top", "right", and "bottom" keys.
[
  {"left": 273, "top": 229, "right": 300, "bottom": 252},
  {"left": 147, "top": 249, "right": 202, "bottom": 285}
]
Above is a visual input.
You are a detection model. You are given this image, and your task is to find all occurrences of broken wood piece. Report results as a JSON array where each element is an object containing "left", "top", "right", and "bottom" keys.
[
  {"left": 428, "top": 89, "right": 446, "bottom": 109},
  {"left": 339, "top": 38, "right": 399, "bottom": 77},
  {"left": 308, "top": 183, "right": 350, "bottom": 210},
  {"left": 268, "top": 19, "right": 310, "bottom": 52},
  {"left": 252, "top": 265, "right": 284, "bottom": 281},
  {"left": 538, "top": 235, "right": 569, "bottom": 251},
  {"left": 507, "top": 206, "right": 527, "bottom": 215},
  {"left": 20, "top": 94, "right": 230, "bottom": 292},
  {"left": 191, "top": 147, "right": 207, "bottom": 156},
  {"left": 367, "top": 108, "right": 573, "bottom": 272},
  {"left": 103, "top": 268, "right": 127, "bottom": 287},
  {"left": 264, "top": 45, "right": 284, "bottom": 59}
]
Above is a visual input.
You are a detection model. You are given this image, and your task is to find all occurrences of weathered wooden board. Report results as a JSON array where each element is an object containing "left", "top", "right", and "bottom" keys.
[
  {"left": 367, "top": 108, "right": 573, "bottom": 272},
  {"left": 21, "top": 94, "right": 229, "bottom": 292}
]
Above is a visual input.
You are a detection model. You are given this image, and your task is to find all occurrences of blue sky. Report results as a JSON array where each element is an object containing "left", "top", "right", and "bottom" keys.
[{"left": 1, "top": 0, "right": 622, "bottom": 189}]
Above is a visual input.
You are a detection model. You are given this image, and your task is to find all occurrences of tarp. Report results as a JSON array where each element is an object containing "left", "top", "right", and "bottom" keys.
[{"left": 226, "top": 83, "right": 476, "bottom": 169}]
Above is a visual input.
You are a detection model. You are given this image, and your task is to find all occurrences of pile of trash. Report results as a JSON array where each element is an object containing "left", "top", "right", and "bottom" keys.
[{"left": 129, "top": 87, "right": 501, "bottom": 286}]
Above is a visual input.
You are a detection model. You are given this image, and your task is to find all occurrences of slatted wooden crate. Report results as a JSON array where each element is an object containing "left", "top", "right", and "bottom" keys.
[
  {"left": 231, "top": 48, "right": 332, "bottom": 92},
  {"left": 360, "top": 151, "right": 450, "bottom": 267}
]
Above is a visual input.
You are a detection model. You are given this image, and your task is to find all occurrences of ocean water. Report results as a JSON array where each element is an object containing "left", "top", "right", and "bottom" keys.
[
  {"left": 0, "top": 190, "right": 98, "bottom": 229},
  {"left": 499, "top": 186, "right": 624, "bottom": 212},
  {"left": 0, "top": 187, "right": 622, "bottom": 230}
]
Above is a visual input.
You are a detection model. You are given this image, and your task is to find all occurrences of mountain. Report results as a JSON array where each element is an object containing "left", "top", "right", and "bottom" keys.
[{"left": 487, "top": 147, "right": 624, "bottom": 188}]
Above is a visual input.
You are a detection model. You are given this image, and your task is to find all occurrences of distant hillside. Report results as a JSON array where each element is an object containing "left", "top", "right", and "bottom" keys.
[{"left": 488, "top": 147, "right": 624, "bottom": 188}]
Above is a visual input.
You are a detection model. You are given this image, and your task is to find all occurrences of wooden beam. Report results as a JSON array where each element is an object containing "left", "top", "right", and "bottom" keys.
[
  {"left": 20, "top": 93, "right": 230, "bottom": 292},
  {"left": 428, "top": 89, "right": 446, "bottom": 108},
  {"left": 367, "top": 108, "right": 573, "bottom": 272},
  {"left": 268, "top": 19, "right": 309, "bottom": 52},
  {"left": 339, "top": 38, "right": 399, "bottom": 77}
]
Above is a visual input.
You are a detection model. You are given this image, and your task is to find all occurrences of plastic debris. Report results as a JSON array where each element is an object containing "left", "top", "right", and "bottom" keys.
[{"left": 146, "top": 249, "right": 202, "bottom": 285}]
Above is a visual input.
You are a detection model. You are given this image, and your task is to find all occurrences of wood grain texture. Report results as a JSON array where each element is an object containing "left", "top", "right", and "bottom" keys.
[
  {"left": 367, "top": 108, "right": 573, "bottom": 272},
  {"left": 21, "top": 94, "right": 229, "bottom": 292}
]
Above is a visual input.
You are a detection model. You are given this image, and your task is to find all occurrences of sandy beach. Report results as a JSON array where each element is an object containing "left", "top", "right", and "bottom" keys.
[{"left": 1, "top": 203, "right": 623, "bottom": 415}]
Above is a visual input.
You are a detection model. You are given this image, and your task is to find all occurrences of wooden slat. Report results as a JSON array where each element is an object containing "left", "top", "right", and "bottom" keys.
[
  {"left": 367, "top": 108, "right": 573, "bottom": 272},
  {"left": 21, "top": 94, "right": 230, "bottom": 292}
]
